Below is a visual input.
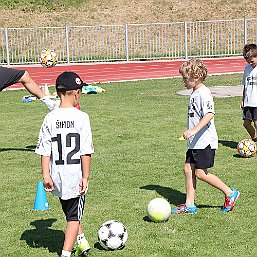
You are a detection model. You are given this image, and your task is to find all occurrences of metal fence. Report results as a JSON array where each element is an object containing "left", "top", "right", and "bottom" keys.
[{"left": 1, "top": 18, "right": 257, "bottom": 65}]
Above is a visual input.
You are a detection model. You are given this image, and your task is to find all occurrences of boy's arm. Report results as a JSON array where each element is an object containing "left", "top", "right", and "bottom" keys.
[
  {"left": 41, "top": 155, "right": 55, "bottom": 192},
  {"left": 241, "top": 85, "right": 245, "bottom": 109},
  {"left": 241, "top": 66, "right": 247, "bottom": 109},
  {"left": 183, "top": 112, "right": 214, "bottom": 139},
  {"left": 79, "top": 154, "right": 91, "bottom": 195}
]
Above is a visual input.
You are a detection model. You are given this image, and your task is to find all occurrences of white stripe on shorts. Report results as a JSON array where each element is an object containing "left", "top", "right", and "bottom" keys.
[{"left": 78, "top": 194, "right": 85, "bottom": 221}]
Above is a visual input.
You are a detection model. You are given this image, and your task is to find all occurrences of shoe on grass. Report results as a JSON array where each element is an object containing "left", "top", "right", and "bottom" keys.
[
  {"left": 74, "top": 238, "right": 91, "bottom": 256},
  {"left": 171, "top": 204, "right": 197, "bottom": 214},
  {"left": 222, "top": 188, "right": 240, "bottom": 213}
]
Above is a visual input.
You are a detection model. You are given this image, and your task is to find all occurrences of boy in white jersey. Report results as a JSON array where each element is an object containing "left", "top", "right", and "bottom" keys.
[
  {"left": 36, "top": 71, "right": 94, "bottom": 257},
  {"left": 171, "top": 59, "right": 239, "bottom": 214},
  {"left": 241, "top": 44, "right": 257, "bottom": 142}
]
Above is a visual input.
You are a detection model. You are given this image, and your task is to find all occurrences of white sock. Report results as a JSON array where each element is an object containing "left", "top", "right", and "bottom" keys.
[
  {"left": 61, "top": 250, "right": 71, "bottom": 257},
  {"left": 77, "top": 233, "right": 85, "bottom": 244}
]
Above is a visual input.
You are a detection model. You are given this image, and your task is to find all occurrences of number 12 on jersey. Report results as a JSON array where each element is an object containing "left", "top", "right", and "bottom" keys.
[{"left": 52, "top": 133, "right": 81, "bottom": 165}]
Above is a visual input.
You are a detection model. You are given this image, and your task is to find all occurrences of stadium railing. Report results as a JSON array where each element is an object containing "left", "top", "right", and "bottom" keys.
[{"left": 0, "top": 18, "right": 256, "bottom": 65}]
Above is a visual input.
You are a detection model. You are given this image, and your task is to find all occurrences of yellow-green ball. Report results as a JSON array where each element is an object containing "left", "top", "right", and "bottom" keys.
[{"left": 147, "top": 198, "right": 171, "bottom": 222}]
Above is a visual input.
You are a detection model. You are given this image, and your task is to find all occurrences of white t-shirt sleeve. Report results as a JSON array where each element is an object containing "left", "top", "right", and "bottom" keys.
[
  {"left": 202, "top": 91, "right": 215, "bottom": 115},
  {"left": 35, "top": 115, "right": 52, "bottom": 156},
  {"left": 80, "top": 114, "right": 94, "bottom": 155}
]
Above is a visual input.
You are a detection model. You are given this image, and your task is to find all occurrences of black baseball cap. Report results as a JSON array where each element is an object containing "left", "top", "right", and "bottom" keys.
[{"left": 56, "top": 71, "right": 88, "bottom": 92}]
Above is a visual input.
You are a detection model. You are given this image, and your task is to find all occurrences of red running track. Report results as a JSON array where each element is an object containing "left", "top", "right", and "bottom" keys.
[{"left": 6, "top": 57, "right": 246, "bottom": 90}]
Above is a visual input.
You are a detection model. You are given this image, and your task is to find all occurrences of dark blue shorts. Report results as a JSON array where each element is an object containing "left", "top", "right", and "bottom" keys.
[
  {"left": 185, "top": 144, "right": 215, "bottom": 169},
  {"left": 0, "top": 66, "right": 25, "bottom": 91},
  {"left": 243, "top": 107, "right": 257, "bottom": 121},
  {"left": 59, "top": 195, "right": 85, "bottom": 222}
]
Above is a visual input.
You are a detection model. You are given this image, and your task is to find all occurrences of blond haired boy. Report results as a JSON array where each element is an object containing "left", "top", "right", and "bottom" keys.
[{"left": 172, "top": 59, "right": 239, "bottom": 214}]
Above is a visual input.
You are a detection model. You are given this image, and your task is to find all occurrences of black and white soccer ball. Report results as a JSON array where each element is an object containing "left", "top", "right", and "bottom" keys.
[{"left": 98, "top": 220, "right": 128, "bottom": 250}]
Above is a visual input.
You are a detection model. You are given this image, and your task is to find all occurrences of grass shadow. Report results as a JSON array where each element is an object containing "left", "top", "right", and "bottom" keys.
[
  {"left": 142, "top": 216, "right": 170, "bottom": 222},
  {"left": 0, "top": 145, "right": 36, "bottom": 152},
  {"left": 143, "top": 216, "right": 153, "bottom": 222},
  {"left": 140, "top": 185, "right": 223, "bottom": 210},
  {"left": 140, "top": 184, "right": 186, "bottom": 206},
  {"left": 233, "top": 154, "right": 243, "bottom": 158},
  {"left": 218, "top": 140, "right": 237, "bottom": 149},
  {"left": 20, "top": 218, "right": 64, "bottom": 255},
  {"left": 94, "top": 242, "right": 106, "bottom": 251},
  {"left": 93, "top": 242, "right": 126, "bottom": 251},
  {"left": 197, "top": 204, "right": 223, "bottom": 209}
]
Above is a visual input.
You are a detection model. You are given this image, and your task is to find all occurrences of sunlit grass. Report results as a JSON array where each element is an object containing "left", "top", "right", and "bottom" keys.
[{"left": 0, "top": 74, "right": 256, "bottom": 257}]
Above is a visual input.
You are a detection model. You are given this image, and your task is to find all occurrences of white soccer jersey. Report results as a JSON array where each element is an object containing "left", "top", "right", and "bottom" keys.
[
  {"left": 35, "top": 107, "right": 94, "bottom": 200},
  {"left": 242, "top": 64, "right": 257, "bottom": 107},
  {"left": 187, "top": 85, "right": 218, "bottom": 149}
]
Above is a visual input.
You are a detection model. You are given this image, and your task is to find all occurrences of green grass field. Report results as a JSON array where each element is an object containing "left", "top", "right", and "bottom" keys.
[{"left": 1, "top": 74, "right": 257, "bottom": 257}]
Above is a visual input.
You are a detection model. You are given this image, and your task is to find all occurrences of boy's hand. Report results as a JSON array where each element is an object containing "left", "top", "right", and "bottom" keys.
[
  {"left": 43, "top": 176, "right": 55, "bottom": 192},
  {"left": 183, "top": 129, "right": 196, "bottom": 139},
  {"left": 240, "top": 100, "right": 244, "bottom": 109},
  {"left": 79, "top": 178, "right": 88, "bottom": 195}
]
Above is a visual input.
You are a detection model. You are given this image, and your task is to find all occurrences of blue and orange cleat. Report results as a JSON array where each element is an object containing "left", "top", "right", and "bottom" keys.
[
  {"left": 222, "top": 188, "right": 240, "bottom": 213},
  {"left": 171, "top": 204, "right": 197, "bottom": 214}
]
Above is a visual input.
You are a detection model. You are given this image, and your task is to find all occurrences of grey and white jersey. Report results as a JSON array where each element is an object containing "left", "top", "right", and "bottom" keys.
[
  {"left": 35, "top": 107, "right": 94, "bottom": 200},
  {"left": 242, "top": 64, "right": 257, "bottom": 107},
  {"left": 187, "top": 85, "right": 218, "bottom": 149}
]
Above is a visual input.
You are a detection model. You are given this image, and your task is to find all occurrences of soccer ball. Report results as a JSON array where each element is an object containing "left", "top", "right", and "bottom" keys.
[
  {"left": 147, "top": 198, "right": 171, "bottom": 222},
  {"left": 237, "top": 139, "right": 256, "bottom": 158},
  {"left": 98, "top": 220, "right": 128, "bottom": 250},
  {"left": 39, "top": 49, "right": 57, "bottom": 68}
]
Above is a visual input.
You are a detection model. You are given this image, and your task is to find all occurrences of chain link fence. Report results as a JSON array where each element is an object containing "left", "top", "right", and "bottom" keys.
[{"left": 0, "top": 18, "right": 257, "bottom": 65}]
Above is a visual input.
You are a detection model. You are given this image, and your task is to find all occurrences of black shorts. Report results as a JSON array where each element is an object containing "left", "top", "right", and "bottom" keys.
[
  {"left": 0, "top": 66, "right": 25, "bottom": 91},
  {"left": 185, "top": 145, "right": 215, "bottom": 169},
  {"left": 59, "top": 195, "right": 85, "bottom": 222},
  {"left": 243, "top": 107, "right": 257, "bottom": 121}
]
